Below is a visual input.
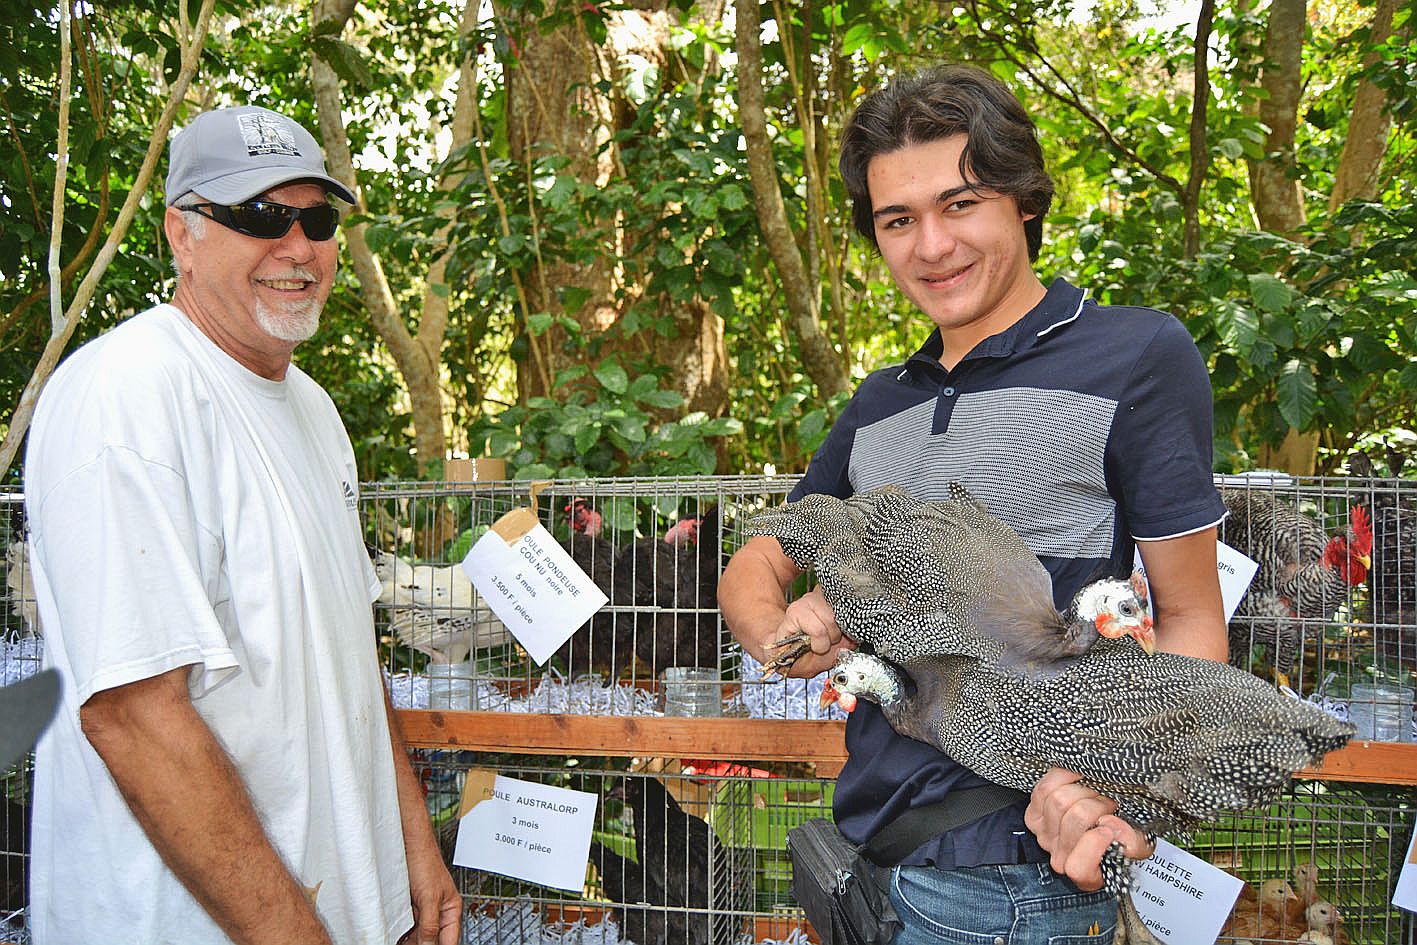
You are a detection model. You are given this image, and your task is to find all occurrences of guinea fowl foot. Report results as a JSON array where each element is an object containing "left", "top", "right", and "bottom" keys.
[
  {"left": 1100, "top": 840, "right": 1136, "bottom": 897},
  {"left": 760, "top": 633, "right": 812, "bottom": 677}
]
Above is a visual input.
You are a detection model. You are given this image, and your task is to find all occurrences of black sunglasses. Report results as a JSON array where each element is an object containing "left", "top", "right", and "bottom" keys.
[{"left": 187, "top": 200, "right": 340, "bottom": 241}]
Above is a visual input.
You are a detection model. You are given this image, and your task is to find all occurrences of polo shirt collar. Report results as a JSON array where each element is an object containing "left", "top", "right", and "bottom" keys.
[{"left": 905, "top": 278, "right": 1087, "bottom": 374}]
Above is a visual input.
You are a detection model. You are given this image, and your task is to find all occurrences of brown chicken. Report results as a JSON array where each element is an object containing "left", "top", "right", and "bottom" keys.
[{"left": 1222, "top": 878, "right": 1299, "bottom": 940}]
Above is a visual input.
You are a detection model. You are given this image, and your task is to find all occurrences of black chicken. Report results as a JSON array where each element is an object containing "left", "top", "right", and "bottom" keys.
[
  {"left": 749, "top": 485, "right": 1354, "bottom": 896},
  {"left": 1218, "top": 486, "right": 1372, "bottom": 683},
  {"left": 617, "top": 507, "right": 723, "bottom": 679},
  {"left": 622, "top": 775, "right": 719, "bottom": 945},
  {"left": 3, "top": 795, "right": 28, "bottom": 927},
  {"left": 555, "top": 498, "right": 632, "bottom": 679},
  {"left": 589, "top": 839, "right": 685, "bottom": 945}
]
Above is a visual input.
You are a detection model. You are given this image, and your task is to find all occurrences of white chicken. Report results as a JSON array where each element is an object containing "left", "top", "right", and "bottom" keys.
[
  {"left": 5, "top": 539, "right": 41, "bottom": 637},
  {"left": 372, "top": 550, "right": 510, "bottom": 663}
]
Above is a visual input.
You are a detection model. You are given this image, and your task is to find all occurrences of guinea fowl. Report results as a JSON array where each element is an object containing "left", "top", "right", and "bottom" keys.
[
  {"left": 748, "top": 485, "right": 1354, "bottom": 901},
  {"left": 1218, "top": 487, "right": 1371, "bottom": 683}
]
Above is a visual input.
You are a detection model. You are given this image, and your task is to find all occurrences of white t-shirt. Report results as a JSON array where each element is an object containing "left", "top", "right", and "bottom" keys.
[{"left": 24, "top": 304, "right": 413, "bottom": 945}]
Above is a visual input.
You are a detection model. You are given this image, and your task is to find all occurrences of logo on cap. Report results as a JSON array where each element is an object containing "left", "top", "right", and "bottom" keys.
[{"left": 239, "top": 113, "right": 302, "bottom": 158}]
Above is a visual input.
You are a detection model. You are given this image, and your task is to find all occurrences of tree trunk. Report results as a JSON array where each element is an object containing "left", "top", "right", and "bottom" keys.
[
  {"left": 491, "top": 2, "right": 731, "bottom": 421},
  {"left": 1328, "top": 0, "right": 1400, "bottom": 210},
  {"left": 1182, "top": 0, "right": 1215, "bottom": 259},
  {"left": 1248, "top": 0, "right": 1306, "bottom": 237},
  {"left": 310, "top": 0, "right": 453, "bottom": 482},
  {"left": 733, "top": 0, "right": 849, "bottom": 398},
  {"left": 1257, "top": 428, "right": 1319, "bottom": 477}
]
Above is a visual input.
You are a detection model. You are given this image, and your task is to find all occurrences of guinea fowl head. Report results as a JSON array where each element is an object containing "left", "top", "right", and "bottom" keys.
[
  {"left": 1322, "top": 504, "right": 1372, "bottom": 585},
  {"left": 566, "top": 498, "right": 603, "bottom": 537},
  {"left": 1071, "top": 572, "right": 1155, "bottom": 655},
  {"left": 819, "top": 651, "right": 901, "bottom": 713}
]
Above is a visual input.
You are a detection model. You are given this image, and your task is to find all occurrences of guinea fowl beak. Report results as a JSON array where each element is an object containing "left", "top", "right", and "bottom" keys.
[
  {"left": 1133, "top": 616, "right": 1156, "bottom": 655},
  {"left": 819, "top": 681, "right": 838, "bottom": 711}
]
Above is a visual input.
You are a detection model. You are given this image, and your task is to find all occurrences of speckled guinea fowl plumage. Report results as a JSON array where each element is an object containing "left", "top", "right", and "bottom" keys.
[
  {"left": 757, "top": 483, "right": 1153, "bottom": 674},
  {"left": 749, "top": 484, "right": 1354, "bottom": 850}
]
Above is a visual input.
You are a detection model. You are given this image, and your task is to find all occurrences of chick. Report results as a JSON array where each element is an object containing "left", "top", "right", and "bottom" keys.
[{"left": 1223, "top": 878, "right": 1299, "bottom": 940}]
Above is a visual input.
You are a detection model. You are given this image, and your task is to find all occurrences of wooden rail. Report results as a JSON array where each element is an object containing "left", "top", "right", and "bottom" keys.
[{"left": 394, "top": 709, "right": 1417, "bottom": 785}]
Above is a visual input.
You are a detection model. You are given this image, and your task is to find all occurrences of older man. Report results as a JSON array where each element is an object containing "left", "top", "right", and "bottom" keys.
[{"left": 25, "top": 105, "right": 459, "bottom": 945}]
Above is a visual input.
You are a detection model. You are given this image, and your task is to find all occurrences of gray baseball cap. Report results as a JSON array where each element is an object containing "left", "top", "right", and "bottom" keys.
[{"left": 165, "top": 105, "right": 356, "bottom": 207}]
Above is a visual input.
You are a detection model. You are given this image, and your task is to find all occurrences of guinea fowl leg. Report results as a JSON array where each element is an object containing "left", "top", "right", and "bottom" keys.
[
  {"left": 1116, "top": 891, "right": 1163, "bottom": 945},
  {"left": 759, "top": 633, "right": 813, "bottom": 677}
]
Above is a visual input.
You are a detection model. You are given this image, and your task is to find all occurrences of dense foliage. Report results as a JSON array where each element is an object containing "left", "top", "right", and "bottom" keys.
[{"left": 1, "top": 0, "right": 1412, "bottom": 484}]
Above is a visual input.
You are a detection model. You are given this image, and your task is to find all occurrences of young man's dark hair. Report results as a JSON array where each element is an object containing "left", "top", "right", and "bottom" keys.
[{"left": 838, "top": 64, "right": 1055, "bottom": 260}]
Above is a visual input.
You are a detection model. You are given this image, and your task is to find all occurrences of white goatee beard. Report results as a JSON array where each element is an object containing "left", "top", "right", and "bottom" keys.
[{"left": 254, "top": 297, "right": 322, "bottom": 343}]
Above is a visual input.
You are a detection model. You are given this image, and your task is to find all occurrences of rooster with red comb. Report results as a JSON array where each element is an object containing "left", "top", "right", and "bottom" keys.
[{"left": 1220, "top": 489, "right": 1372, "bottom": 686}]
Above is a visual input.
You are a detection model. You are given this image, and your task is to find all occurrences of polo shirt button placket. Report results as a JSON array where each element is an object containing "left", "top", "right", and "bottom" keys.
[{"left": 942, "top": 385, "right": 956, "bottom": 397}]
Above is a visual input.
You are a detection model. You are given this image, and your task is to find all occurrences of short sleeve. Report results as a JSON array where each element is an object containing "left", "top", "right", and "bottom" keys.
[
  {"left": 28, "top": 448, "right": 238, "bottom": 703},
  {"left": 1107, "top": 315, "right": 1227, "bottom": 540},
  {"left": 788, "top": 393, "right": 863, "bottom": 501}
]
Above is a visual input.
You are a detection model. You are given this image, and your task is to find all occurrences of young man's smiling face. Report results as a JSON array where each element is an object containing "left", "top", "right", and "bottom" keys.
[{"left": 867, "top": 134, "right": 1046, "bottom": 368}]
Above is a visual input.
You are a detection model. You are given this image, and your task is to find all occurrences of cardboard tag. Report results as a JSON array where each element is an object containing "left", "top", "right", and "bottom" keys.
[
  {"left": 461, "top": 508, "right": 608, "bottom": 666},
  {"left": 450, "top": 772, "right": 598, "bottom": 891},
  {"left": 1133, "top": 540, "right": 1257, "bottom": 623},
  {"left": 1129, "top": 838, "right": 1245, "bottom": 942},
  {"left": 1394, "top": 822, "right": 1417, "bottom": 913}
]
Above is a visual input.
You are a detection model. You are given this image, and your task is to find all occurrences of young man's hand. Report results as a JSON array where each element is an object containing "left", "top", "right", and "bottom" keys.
[{"left": 1025, "top": 768, "right": 1154, "bottom": 891}]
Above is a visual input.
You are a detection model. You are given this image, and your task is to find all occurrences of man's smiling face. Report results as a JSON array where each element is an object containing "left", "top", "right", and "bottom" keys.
[{"left": 868, "top": 134, "right": 1043, "bottom": 365}]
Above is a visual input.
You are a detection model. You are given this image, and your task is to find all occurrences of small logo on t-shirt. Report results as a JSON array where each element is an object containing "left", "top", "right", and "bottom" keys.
[{"left": 341, "top": 480, "right": 357, "bottom": 511}]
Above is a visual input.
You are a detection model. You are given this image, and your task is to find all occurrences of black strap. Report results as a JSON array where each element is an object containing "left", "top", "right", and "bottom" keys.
[{"left": 861, "top": 784, "right": 1029, "bottom": 867}]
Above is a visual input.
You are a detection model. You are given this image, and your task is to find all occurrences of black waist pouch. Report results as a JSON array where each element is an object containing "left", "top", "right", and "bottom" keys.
[
  {"left": 784, "top": 784, "right": 1027, "bottom": 945},
  {"left": 785, "top": 818, "right": 900, "bottom": 945}
]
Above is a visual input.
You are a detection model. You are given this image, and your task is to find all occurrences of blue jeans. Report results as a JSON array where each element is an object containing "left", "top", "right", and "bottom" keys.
[{"left": 888, "top": 863, "right": 1118, "bottom": 945}]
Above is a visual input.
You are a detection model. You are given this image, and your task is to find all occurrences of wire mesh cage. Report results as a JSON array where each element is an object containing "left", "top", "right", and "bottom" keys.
[
  {"left": 1214, "top": 475, "right": 1417, "bottom": 741},
  {"left": 1197, "top": 781, "right": 1415, "bottom": 944},
  {"left": 2, "top": 474, "right": 1417, "bottom": 943},
  {"left": 362, "top": 475, "right": 844, "bottom": 722},
  {"left": 411, "top": 750, "right": 776, "bottom": 945},
  {"left": 412, "top": 754, "right": 1416, "bottom": 945},
  {"left": 1, "top": 491, "right": 37, "bottom": 939}
]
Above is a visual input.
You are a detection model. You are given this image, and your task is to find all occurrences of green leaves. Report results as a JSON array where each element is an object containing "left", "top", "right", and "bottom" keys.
[
  {"left": 312, "top": 35, "right": 374, "bottom": 90},
  {"left": 1248, "top": 273, "right": 1296, "bottom": 313},
  {"left": 592, "top": 361, "right": 629, "bottom": 395},
  {"left": 1277, "top": 359, "right": 1317, "bottom": 428}
]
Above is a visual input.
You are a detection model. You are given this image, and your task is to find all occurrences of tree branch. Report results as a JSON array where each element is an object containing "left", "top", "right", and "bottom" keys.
[
  {"left": 1183, "top": 0, "right": 1216, "bottom": 258},
  {"left": 966, "top": 0, "right": 1186, "bottom": 197},
  {"left": 0, "top": 0, "right": 218, "bottom": 478},
  {"left": 733, "top": 0, "right": 848, "bottom": 397}
]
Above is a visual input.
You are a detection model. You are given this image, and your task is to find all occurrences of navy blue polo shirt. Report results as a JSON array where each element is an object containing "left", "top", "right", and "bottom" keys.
[{"left": 789, "top": 277, "right": 1226, "bottom": 868}]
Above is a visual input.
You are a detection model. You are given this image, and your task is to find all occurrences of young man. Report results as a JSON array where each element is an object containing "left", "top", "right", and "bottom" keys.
[
  {"left": 720, "top": 65, "right": 1228, "bottom": 943},
  {"left": 25, "top": 106, "right": 460, "bottom": 945}
]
